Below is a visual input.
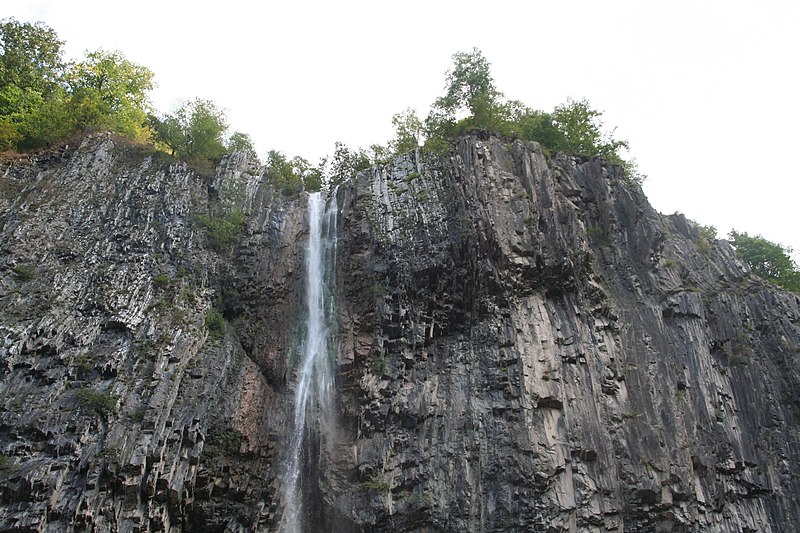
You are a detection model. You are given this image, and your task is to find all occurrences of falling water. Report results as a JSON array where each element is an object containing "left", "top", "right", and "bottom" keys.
[{"left": 282, "top": 190, "right": 338, "bottom": 533}]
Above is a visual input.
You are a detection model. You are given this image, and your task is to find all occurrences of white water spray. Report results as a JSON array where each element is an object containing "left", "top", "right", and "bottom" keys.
[{"left": 282, "top": 191, "right": 338, "bottom": 533}]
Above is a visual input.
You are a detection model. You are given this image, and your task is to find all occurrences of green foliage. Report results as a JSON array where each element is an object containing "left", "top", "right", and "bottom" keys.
[
  {"left": 373, "top": 355, "right": 388, "bottom": 375},
  {"left": 417, "top": 48, "right": 644, "bottom": 183},
  {"left": 13, "top": 94, "right": 73, "bottom": 149},
  {"left": 150, "top": 98, "right": 228, "bottom": 161},
  {"left": 265, "top": 150, "right": 323, "bottom": 194},
  {"left": 1, "top": 20, "right": 156, "bottom": 150},
  {"left": 205, "top": 425, "right": 244, "bottom": 456},
  {"left": 699, "top": 225, "right": 717, "bottom": 241},
  {"left": 227, "top": 131, "right": 260, "bottom": 164},
  {"left": 290, "top": 154, "right": 323, "bottom": 193},
  {"left": 76, "top": 387, "right": 117, "bottom": 416},
  {"left": 153, "top": 272, "right": 171, "bottom": 289},
  {"left": 0, "top": 19, "right": 64, "bottom": 99},
  {"left": 695, "top": 237, "right": 711, "bottom": 255},
  {"left": 550, "top": 98, "right": 625, "bottom": 157},
  {"left": 729, "top": 231, "right": 800, "bottom": 293},
  {"left": 429, "top": 47, "right": 503, "bottom": 133},
  {"left": 425, "top": 58, "right": 510, "bottom": 145},
  {"left": 503, "top": 104, "right": 563, "bottom": 149},
  {"left": 328, "top": 142, "right": 372, "bottom": 186},
  {"left": 0, "top": 18, "right": 67, "bottom": 149},
  {"left": 13, "top": 264, "right": 36, "bottom": 281},
  {"left": 205, "top": 309, "right": 226, "bottom": 340},
  {"left": 696, "top": 225, "right": 717, "bottom": 255},
  {"left": 66, "top": 50, "right": 154, "bottom": 141},
  {"left": 390, "top": 107, "right": 424, "bottom": 154},
  {"left": 196, "top": 210, "right": 246, "bottom": 251},
  {"left": 360, "top": 474, "right": 390, "bottom": 492},
  {"left": 0, "top": 453, "right": 15, "bottom": 473}
]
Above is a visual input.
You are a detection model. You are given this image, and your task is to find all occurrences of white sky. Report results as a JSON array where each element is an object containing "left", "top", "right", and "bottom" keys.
[{"left": 5, "top": 0, "right": 799, "bottom": 257}]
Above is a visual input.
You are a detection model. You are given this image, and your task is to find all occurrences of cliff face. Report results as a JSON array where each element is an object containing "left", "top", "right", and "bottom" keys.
[{"left": 1, "top": 133, "right": 799, "bottom": 532}]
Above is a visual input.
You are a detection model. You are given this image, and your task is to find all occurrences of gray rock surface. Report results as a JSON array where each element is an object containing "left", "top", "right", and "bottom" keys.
[{"left": 1, "top": 133, "right": 799, "bottom": 532}]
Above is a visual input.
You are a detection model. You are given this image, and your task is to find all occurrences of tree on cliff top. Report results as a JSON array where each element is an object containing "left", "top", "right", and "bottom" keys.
[
  {"left": 1, "top": 19, "right": 156, "bottom": 149},
  {"left": 729, "top": 231, "right": 800, "bottom": 293},
  {"left": 0, "top": 18, "right": 66, "bottom": 149},
  {"left": 425, "top": 48, "right": 510, "bottom": 142},
  {"left": 67, "top": 50, "right": 155, "bottom": 141},
  {"left": 150, "top": 99, "right": 228, "bottom": 162},
  {"left": 418, "top": 47, "right": 644, "bottom": 183},
  {"left": 0, "top": 18, "right": 63, "bottom": 98}
]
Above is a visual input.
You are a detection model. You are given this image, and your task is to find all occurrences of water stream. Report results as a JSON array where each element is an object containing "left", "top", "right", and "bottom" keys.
[{"left": 281, "top": 190, "right": 338, "bottom": 532}]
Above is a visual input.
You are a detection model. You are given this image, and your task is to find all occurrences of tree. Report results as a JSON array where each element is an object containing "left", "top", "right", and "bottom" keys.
[
  {"left": 291, "top": 155, "right": 323, "bottom": 192},
  {"left": 427, "top": 48, "right": 507, "bottom": 138},
  {"left": 227, "top": 131, "right": 259, "bottom": 164},
  {"left": 505, "top": 102, "right": 564, "bottom": 150},
  {"left": 0, "top": 19, "right": 64, "bottom": 101},
  {"left": 151, "top": 99, "right": 228, "bottom": 161},
  {"left": 263, "top": 150, "right": 323, "bottom": 194},
  {"left": 390, "top": 108, "right": 424, "bottom": 155},
  {"left": 434, "top": 48, "right": 502, "bottom": 123},
  {"left": 729, "top": 231, "right": 800, "bottom": 293},
  {"left": 0, "top": 18, "right": 67, "bottom": 149},
  {"left": 66, "top": 50, "right": 154, "bottom": 140},
  {"left": 327, "top": 142, "right": 371, "bottom": 186},
  {"left": 1, "top": 22, "right": 156, "bottom": 149},
  {"left": 549, "top": 98, "right": 644, "bottom": 183},
  {"left": 551, "top": 98, "right": 628, "bottom": 158}
]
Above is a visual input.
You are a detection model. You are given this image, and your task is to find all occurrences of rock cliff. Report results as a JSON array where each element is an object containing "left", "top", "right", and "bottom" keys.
[{"left": 1, "top": 133, "right": 799, "bottom": 532}]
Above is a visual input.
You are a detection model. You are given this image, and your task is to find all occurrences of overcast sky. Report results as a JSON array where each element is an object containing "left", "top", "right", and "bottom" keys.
[{"left": 5, "top": 0, "right": 798, "bottom": 257}]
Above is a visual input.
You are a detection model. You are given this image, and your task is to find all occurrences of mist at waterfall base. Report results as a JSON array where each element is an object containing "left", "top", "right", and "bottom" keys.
[{"left": 281, "top": 191, "right": 339, "bottom": 533}]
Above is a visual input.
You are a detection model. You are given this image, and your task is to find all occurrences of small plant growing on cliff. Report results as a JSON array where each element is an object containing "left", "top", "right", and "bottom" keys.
[
  {"left": 372, "top": 355, "right": 388, "bottom": 375},
  {"left": 13, "top": 264, "right": 36, "bottom": 281},
  {"left": 153, "top": 272, "right": 171, "bottom": 289},
  {"left": 196, "top": 210, "right": 246, "bottom": 252},
  {"left": 371, "top": 282, "right": 388, "bottom": 298},
  {"left": 205, "top": 425, "right": 245, "bottom": 456},
  {"left": 695, "top": 236, "right": 711, "bottom": 255},
  {"left": 74, "top": 354, "right": 93, "bottom": 377},
  {"left": 360, "top": 474, "right": 391, "bottom": 493},
  {"left": 76, "top": 387, "right": 117, "bottom": 416},
  {"left": 699, "top": 225, "right": 717, "bottom": 241},
  {"left": 586, "top": 226, "right": 609, "bottom": 245},
  {"left": 0, "top": 453, "right": 16, "bottom": 474},
  {"left": 205, "top": 309, "right": 226, "bottom": 340}
]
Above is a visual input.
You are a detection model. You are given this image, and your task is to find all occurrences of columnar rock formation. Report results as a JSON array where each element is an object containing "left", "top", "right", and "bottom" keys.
[{"left": 1, "top": 133, "right": 798, "bottom": 531}]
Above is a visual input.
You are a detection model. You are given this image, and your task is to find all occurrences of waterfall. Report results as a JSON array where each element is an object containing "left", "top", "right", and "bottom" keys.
[{"left": 281, "top": 190, "right": 338, "bottom": 533}]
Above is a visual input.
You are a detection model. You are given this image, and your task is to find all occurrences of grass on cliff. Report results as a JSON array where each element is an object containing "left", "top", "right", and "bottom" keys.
[
  {"left": 205, "top": 309, "right": 226, "bottom": 340},
  {"left": 76, "top": 387, "right": 117, "bottom": 417},
  {"left": 0, "top": 453, "right": 16, "bottom": 474},
  {"left": 196, "top": 210, "right": 246, "bottom": 252},
  {"left": 205, "top": 425, "right": 245, "bottom": 456},
  {"left": 13, "top": 264, "right": 36, "bottom": 282}
]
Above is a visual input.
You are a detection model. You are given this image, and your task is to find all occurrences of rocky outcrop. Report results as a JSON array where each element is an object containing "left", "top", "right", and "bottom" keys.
[
  {"left": 1, "top": 133, "right": 799, "bottom": 532},
  {"left": 330, "top": 137, "right": 800, "bottom": 532},
  {"left": 0, "top": 135, "right": 304, "bottom": 531}
]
